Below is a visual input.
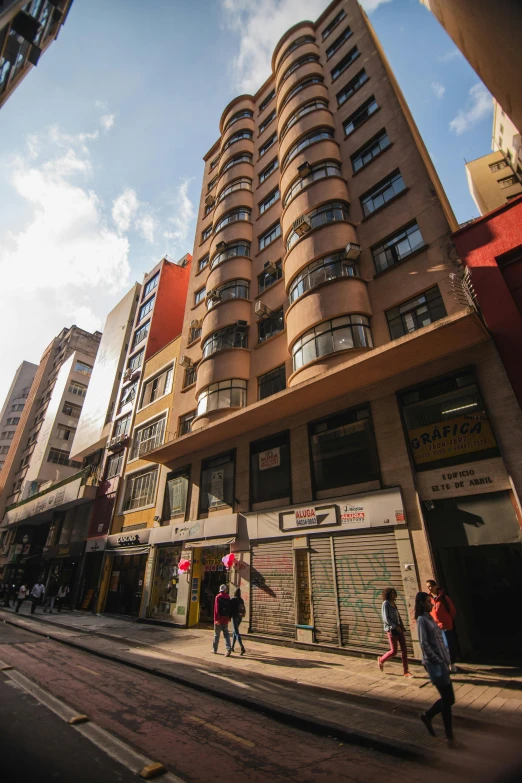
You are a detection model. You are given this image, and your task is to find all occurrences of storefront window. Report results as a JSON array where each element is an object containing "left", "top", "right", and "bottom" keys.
[
  {"left": 149, "top": 546, "right": 182, "bottom": 621},
  {"left": 309, "top": 406, "right": 380, "bottom": 494},
  {"left": 199, "top": 451, "right": 235, "bottom": 513},
  {"left": 399, "top": 372, "right": 499, "bottom": 471},
  {"left": 250, "top": 432, "right": 291, "bottom": 506},
  {"left": 163, "top": 470, "right": 189, "bottom": 519}
]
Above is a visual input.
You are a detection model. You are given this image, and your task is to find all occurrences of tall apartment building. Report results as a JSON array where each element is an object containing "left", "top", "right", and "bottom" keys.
[
  {"left": 0, "top": 360, "right": 37, "bottom": 473},
  {"left": 143, "top": 0, "right": 522, "bottom": 660},
  {"left": 0, "top": 0, "right": 74, "bottom": 109}
]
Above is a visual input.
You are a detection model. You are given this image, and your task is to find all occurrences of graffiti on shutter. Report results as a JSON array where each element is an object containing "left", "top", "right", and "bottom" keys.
[
  {"left": 251, "top": 539, "right": 295, "bottom": 638},
  {"left": 310, "top": 537, "right": 338, "bottom": 645}
]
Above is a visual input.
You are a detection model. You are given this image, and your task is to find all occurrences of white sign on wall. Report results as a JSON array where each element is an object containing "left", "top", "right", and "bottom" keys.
[
  {"left": 280, "top": 504, "right": 338, "bottom": 531},
  {"left": 259, "top": 447, "right": 280, "bottom": 471}
]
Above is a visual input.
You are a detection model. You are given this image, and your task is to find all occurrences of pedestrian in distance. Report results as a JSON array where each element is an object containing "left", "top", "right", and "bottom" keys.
[
  {"left": 416, "top": 591, "right": 456, "bottom": 745},
  {"left": 212, "top": 584, "right": 232, "bottom": 656},
  {"left": 43, "top": 579, "right": 59, "bottom": 613},
  {"left": 426, "top": 579, "right": 458, "bottom": 673},
  {"left": 377, "top": 587, "right": 413, "bottom": 678},
  {"left": 56, "top": 583, "right": 70, "bottom": 612},
  {"left": 30, "top": 580, "right": 45, "bottom": 614},
  {"left": 8, "top": 582, "right": 17, "bottom": 607},
  {"left": 230, "top": 587, "right": 246, "bottom": 655},
  {"left": 14, "top": 583, "right": 29, "bottom": 613}
]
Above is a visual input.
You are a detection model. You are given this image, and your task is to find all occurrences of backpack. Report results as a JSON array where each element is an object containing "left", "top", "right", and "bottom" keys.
[
  {"left": 218, "top": 594, "right": 231, "bottom": 617},
  {"left": 238, "top": 598, "right": 246, "bottom": 618}
]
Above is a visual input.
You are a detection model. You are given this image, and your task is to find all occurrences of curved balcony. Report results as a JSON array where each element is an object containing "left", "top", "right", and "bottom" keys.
[
  {"left": 207, "top": 255, "right": 252, "bottom": 292},
  {"left": 220, "top": 96, "right": 255, "bottom": 135},
  {"left": 222, "top": 108, "right": 254, "bottom": 135},
  {"left": 272, "top": 21, "right": 315, "bottom": 73},
  {"left": 280, "top": 137, "right": 341, "bottom": 196},
  {"left": 192, "top": 378, "right": 248, "bottom": 430},
  {"left": 221, "top": 119, "right": 255, "bottom": 152},
  {"left": 218, "top": 160, "right": 254, "bottom": 191},
  {"left": 210, "top": 221, "right": 253, "bottom": 259},
  {"left": 286, "top": 276, "right": 371, "bottom": 347},
  {"left": 275, "top": 37, "right": 318, "bottom": 79},
  {"left": 278, "top": 113, "right": 335, "bottom": 173},
  {"left": 282, "top": 175, "right": 350, "bottom": 234},
  {"left": 195, "top": 350, "right": 250, "bottom": 395},
  {"left": 277, "top": 78, "right": 329, "bottom": 131},
  {"left": 284, "top": 220, "right": 358, "bottom": 284},
  {"left": 276, "top": 50, "right": 321, "bottom": 93},
  {"left": 218, "top": 141, "right": 255, "bottom": 175},
  {"left": 209, "top": 239, "right": 251, "bottom": 274},
  {"left": 220, "top": 131, "right": 255, "bottom": 160},
  {"left": 201, "top": 297, "right": 251, "bottom": 343},
  {"left": 277, "top": 64, "right": 324, "bottom": 113},
  {"left": 213, "top": 188, "right": 253, "bottom": 227}
]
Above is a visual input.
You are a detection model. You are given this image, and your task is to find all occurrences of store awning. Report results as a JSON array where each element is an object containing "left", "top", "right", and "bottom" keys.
[
  {"left": 184, "top": 537, "right": 235, "bottom": 549},
  {"left": 105, "top": 546, "right": 150, "bottom": 557}
]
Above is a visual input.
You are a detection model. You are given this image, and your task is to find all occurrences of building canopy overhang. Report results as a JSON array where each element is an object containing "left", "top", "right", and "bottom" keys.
[{"left": 3, "top": 472, "right": 97, "bottom": 528}]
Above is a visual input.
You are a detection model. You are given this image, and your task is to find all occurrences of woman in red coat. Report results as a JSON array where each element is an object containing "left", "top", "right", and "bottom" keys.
[{"left": 426, "top": 580, "right": 457, "bottom": 673}]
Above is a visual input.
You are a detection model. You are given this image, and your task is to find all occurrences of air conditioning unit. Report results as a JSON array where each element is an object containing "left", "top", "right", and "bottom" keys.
[
  {"left": 345, "top": 242, "right": 362, "bottom": 261},
  {"left": 255, "top": 301, "right": 271, "bottom": 317},
  {"left": 190, "top": 318, "right": 202, "bottom": 328},
  {"left": 263, "top": 260, "right": 277, "bottom": 274},
  {"left": 122, "top": 368, "right": 132, "bottom": 382},
  {"left": 297, "top": 161, "right": 313, "bottom": 178},
  {"left": 292, "top": 214, "right": 311, "bottom": 237},
  {"left": 205, "top": 193, "right": 216, "bottom": 207},
  {"left": 179, "top": 355, "right": 193, "bottom": 368},
  {"left": 236, "top": 320, "right": 248, "bottom": 328},
  {"left": 216, "top": 241, "right": 227, "bottom": 252}
]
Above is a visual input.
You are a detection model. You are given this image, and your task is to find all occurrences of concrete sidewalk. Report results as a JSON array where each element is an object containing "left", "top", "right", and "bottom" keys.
[{"left": 2, "top": 603, "right": 522, "bottom": 759}]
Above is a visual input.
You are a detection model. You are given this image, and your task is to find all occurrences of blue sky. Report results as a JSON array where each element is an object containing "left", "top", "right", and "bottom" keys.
[{"left": 0, "top": 0, "right": 494, "bottom": 405}]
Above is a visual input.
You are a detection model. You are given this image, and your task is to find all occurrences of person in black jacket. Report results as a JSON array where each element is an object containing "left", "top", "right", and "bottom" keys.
[{"left": 229, "top": 588, "right": 246, "bottom": 655}]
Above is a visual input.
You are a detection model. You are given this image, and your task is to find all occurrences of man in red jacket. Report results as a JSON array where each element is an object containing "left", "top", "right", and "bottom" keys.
[
  {"left": 213, "top": 584, "right": 232, "bottom": 656},
  {"left": 427, "top": 579, "right": 458, "bottom": 672}
]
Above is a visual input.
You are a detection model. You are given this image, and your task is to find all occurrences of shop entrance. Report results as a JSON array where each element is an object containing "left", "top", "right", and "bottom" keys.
[
  {"left": 424, "top": 492, "right": 522, "bottom": 660},
  {"left": 149, "top": 545, "right": 182, "bottom": 621},
  {"left": 198, "top": 545, "right": 230, "bottom": 624},
  {"left": 105, "top": 553, "right": 148, "bottom": 616},
  {"left": 76, "top": 552, "right": 103, "bottom": 611}
]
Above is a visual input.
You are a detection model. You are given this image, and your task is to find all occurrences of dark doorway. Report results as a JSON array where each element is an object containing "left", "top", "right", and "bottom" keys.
[
  {"left": 199, "top": 545, "right": 229, "bottom": 623},
  {"left": 105, "top": 554, "right": 147, "bottom": 616}
]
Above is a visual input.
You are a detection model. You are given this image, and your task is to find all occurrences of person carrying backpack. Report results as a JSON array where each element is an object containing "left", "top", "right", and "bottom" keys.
[
  {"left": 212, "top": 584, "right": 232, "bottom": 656},
  {"left": 230, "top": 587, "right": 246, "bottom": 655}
]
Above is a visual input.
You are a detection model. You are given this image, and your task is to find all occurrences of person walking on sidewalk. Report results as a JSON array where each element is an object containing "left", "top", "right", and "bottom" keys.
[
  {"left": 230, "top": 587, "right": 246, "bottom": 655},
  {"left": 30, "top": 580, "right": 45, "bottom": 614},
  {"left": 416, "top": 591, "right": 455, "bottom": 744},
  {"left": 56, "top": 583, "right": 70, "bottom": 612},
  {"left": 427, "top": 579, "right": 458, "bottom": 673},
  {"left": 213, "top": 584, "right": 232, "bottom": 656},
  {"left": 14, "top": 583, "right": 28, "bottom": 613},
  {"left": 377, "top": 587, "right": 413, "bottom": 678},
  {"left": 43, "top": 579, "right": 59, "bottom": 613}
]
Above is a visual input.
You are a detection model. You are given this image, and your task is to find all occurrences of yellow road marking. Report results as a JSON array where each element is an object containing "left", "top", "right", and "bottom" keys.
[
  {"left": 188, "top": 716, "right": 255, "bottom": 748},
  {"left": 73, "top": 664, "right": 100, "bottom": 677}
]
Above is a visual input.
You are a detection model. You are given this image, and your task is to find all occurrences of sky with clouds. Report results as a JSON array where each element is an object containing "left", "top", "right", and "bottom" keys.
[{"left": 0, "top": 0, "right": 495, "bottom": 406}]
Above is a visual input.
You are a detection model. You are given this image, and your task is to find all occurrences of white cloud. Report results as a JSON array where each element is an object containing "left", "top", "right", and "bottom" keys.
[
  {"left": 449, "top": 83, "right": 493, "bottom": 135},
  {"left": 431, "top": 80, "right": 445, "bottom": 99},
  {"left": 359, "top": 0, "right": 392, "bottom": 10},
  {"left": 136, "top": 214, "right": 157, "bottom": 244},
  {"left": 163, "top": 179, "right": 195, "bottom": 259},
  {"left": 100, "top": 113, "right": 116, "bottom": 132},
  {"left": 438, "top": 48, "right": 462, "bottom": 63},
  {"left": 95, "top": 100, "right": 108, "bottom": 110},
  {"left": 112, "top": 187, "right": 139, "bottom": 233}
]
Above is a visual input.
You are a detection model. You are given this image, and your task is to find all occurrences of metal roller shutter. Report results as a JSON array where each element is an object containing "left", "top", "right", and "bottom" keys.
[
  {"left": 251, "top": 539, "right": 295, "bottom": 638},
  {"left": 310, "top": 537, "right": 339, "bottom": 645}
]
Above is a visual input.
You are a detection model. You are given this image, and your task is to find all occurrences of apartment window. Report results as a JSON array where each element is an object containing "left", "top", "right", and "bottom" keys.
[
  {"left": 259, "top": 110, "right": 276, "bottom": 135},
  {"left": 189, "top": 326, "right": 201, "bottom": 343},
  {"left": 74, "top": 361, "right": 92, "bottom": 376},
  {"left": 137, "top": 296, "right": 155, "bottom": 323},
  {"left": 258, "top": 260, "right": 282, "bottom": 293},
  {"left": 289, "top": 252, "right": 358, "bottom": 304},
  {"left": 326, "top": 26, "right": 352, "bottom": 59},
  {"left": 128, "top": 349, "right": 144, "bottom": 372},
  {"left": 499, "top": 174, "right": 517, "bottom": 189},
  {"left": 194, "top": 286, "right": 206, "bottom": 305},
  {"left": 281, "top": 76, "right": 324, "bottom": 111},
  {"left": 68, "top": 381, "right": 87, "bottom": 398},
  {"left": 210, "top": 240, "right": 251, "bottom": 271},
  {"left": 259, "top": 221, "right": 281, "bottom": 250},
  {"left": 123, "top": 467, "right": 158, "bottom": 511},
  {"left": 19, "top": 455, "right": 30, "bottom": 469},
  {"left": 113, "top": 414, "right": 131, "bottom": 438},
  {"left": 259, "top": 89, "right": 275, "bottom": 113},
  {"left": 143, "top": 273, "right": 159, "bottom": 299},
  {"left": 218, "top": 178, "right": 252, "bottom": 203},
  {"left": 204, "top": 202, "right": 214, "bottom": 217},
  {"left": 399, "top": 372, "right": 498, "bottom": 471},
  {"left": 286, "top": 201, "right": 349, "bottom": 251},
  {"left": 6, "top": 417, "right": 20, "bottom": 425},
  {"left": 57, "top": 425, "right": 75, "bottom": 441},
  {"left": 196, "top": 379, "right": 247, "bottom": 416},
  {"left": 372, "top": 222, "right": 424, "bottom": 273},
  {"left": 221, "top": 153, "right": 253, "bottom": 174},
  {"left": 1, "top": 446, "right": 9, "bottom": 454},
  {"left": 223, "top": 129, "right": 253, "bottom": 152},
  {"left": 120, "top": 382, "right": 138, "bottom": 407},
  {"left": 259, "top": 188, "right": 280, "bottom": 215},
  {"left": 361, "top": 170, "right": 405, "bottom": 216},
  {"left": 498, "top": 136, "right": 503, "bottom": 148},
  {"left": 179, "top": 410, "right": 197, "bottom": 436},
  {"left": 141, "top": 366, "right": 173, "bottom": 406},
  {"left": 1, "top": 431, "right": 14, "bottom": 439},
  {"left": 281, "top": 127, "right": 334, "bottom": 171},
  {"left": 489, "top": 160, "right": 507, "bottom": 173},
  {"left": 200, "top": 451, "right": 235, "bottom": 512},
  {"left": 283, "top": 160, "right": 341, "bottom": 208},
  {"left": 322, "top": 8, "right": 346, "bottom": 40},
  {"left": 62, "top": 402, "right": 82, "bottom": 419},
  {"left": 507, "top": 149, "right": 513, "bottom": 162},
  {"left": 250, "top": 431, "right": 290, "bottom": 505},
  {"left": 309, "top": 406, "right": 379, "bottom": 493},
  {"left": 183, "top": 366, "right": 197, "bottom": 388},
  {"left": 387, "top": 286, "right": 447, "bottom": 339},
  {"left": 258, "top": 365, "right": 286, "bottom": 400},
  {"left": 202, "top": 324, "right": 248, "bottom": 358},
  {"left": 292, "top": 315, "right": 373, "bottom": 371},
  {"left": 164, "top": 469, "right": 190, "bottom": 518},
  {"left": 280, "top": 99, "right": 329, "bottom": 140},
  {"left": 258, "top": 307, "right": 284, "bottom": 343},
  {"left": 351, "top": 130, "right": 391, "bottom": 172},
  {"left": 344, "top": 96, "right": 378, "bottom": 136},
  {"left": 259, "top": 132, "right": 277, "bottom": 158},
  {"left": 132, "top": 321, "right": 150, "bottom": 349},
  {"left": 210, "top": 157, "right": 219, "bottom": 171},
  {"left": 279, "top": 34, "right": 315, "bottom": 66},
  {"left": 207, "top": 279, "right": 249, "bottom": 309},
  {"left": 214, "top": 207, "right": 251, "bottom": 233},
  {"left": 280, "top": 54, "right": 319, "bottom": 86},
  {"left": 500, "top": 124, "right": 505, "bottom": 135},
  {"left": 337, "top": 69, "right": 369, "bottom": 107},
  {"left": 11, "top": 404, "right": 25, "bottom": 412},
  {"left": 331, "top": 47, "right": 359, "bottom": 81},
  {"left": 48, "top": 448, "right": 73, "bottom": 466},
  {"left": 259, "top": 157, "right": 279, "bottom": 184},
  {"left": 106, "top": 452, "right": 124, "bottom": 478},
  {"left": 207, "top": 175, "right": 218, "bottom": 192},
  {"left": 224, "top": 108, "right": 253, "bottom": 131},
  {"left": 131, "top": 417, "right": 166, "bottom": 459},
  {"left": 202, "top": 225, "right": 212, "bottom": 242}
]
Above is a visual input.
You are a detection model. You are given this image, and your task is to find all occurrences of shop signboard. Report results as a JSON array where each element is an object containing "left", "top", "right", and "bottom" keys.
[
  {"left": 416, "top": 457, "right": 511, "bottom": 500},
  {"left": 44, "top": 541, "right": 85, "bottom": 559},
  {"left": 280, "top": 504, "right": 338, "bottom": 531},
  {"left": 408, "top": 412, "right": 497, "bottom": 466},
  {"left": 85, "top": 537, "right": 107, "bottom": 553},
  {"left": 106, "top": 529, "right": 151, "bottom": 549},
  {"left": 259, "top": 447, "right": 280, "bottom": 471}
]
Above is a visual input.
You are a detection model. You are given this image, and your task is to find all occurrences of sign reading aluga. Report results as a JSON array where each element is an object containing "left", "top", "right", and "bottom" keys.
[
  {"left": 259, "top": 447, "right": 280, "bottom": 471},
  {"left": 280, "top": 504, "right": 338, "bottom": 531},
  {"left": 278, "top": 488, "right": 406, "bottom": 532}
]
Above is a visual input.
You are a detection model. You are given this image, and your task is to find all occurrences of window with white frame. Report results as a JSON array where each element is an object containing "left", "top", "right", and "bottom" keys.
[
  {"left": 74, "top": 361, "right": 93, "bottom": 376},
  {"left": 68, "top": 381, "right": 87, "bottom": 397},
  {"left": 140, "top": 366, "right": 173, "bottom": 407},
  {"left": 131, "top": 417, "right": 166, "bottom": 459},
  {"left": 123, "top": 468, "right": 158, "bottom": 511}
]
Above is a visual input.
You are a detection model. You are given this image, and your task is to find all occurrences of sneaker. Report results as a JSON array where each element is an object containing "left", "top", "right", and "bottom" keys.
[
  {"left": 226, "top": 650, "right": 232, "bottom": 657},
  {"left": 404, "top": 672, "right": 415, "bottom": 678},
  {"left": 240, "top": 647, "right": 246, "bottom": 656},
  {"left": 420, "top": 713, "right": 436, "bottom": 737},
  {"left": 212, "top": 650, "right": 217, "bottom": 654},
  {"left": 377, "top": 656, "right": 384, "bottom": 672},
  {"left": 450, "top": 664, "right": 458, "bottom": 674}
]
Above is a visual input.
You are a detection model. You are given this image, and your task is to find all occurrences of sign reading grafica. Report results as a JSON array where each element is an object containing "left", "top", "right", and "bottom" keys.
[{"left": 408, "top": 412, "right": 497, "bottom": 466}]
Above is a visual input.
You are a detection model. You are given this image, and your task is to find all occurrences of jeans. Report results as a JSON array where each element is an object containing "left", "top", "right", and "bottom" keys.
[
  {"left": 442, "top": 629, "right": 457, "bottom": 664},
  {"left": 213, "top": 623, "right": 231, "bottom": 652},
  {"left": 44, "top": 597, "right": 55, "bottom": 612},
  {"left": 425, "top": 673, "right": 455, "bottom": 739},
  {"left": 30, "top": 596, "right": 40, "bottom": 614},
  {"left": 15, "top": 598, "right": 25, "bottom": 613},
  {"left": 231, "top": 616, "right": 244, "bottom": 650},
  {"left": 381, "top": 631, "right": 409, "bottom": 673}
]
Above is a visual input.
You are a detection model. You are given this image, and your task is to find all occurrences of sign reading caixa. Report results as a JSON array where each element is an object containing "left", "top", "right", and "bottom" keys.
[
  {"left": 279, "top": 488, "right": 405, "bottom": 532},
  {"left": 107, "top": 529, "right": 151, "bottom": 549}
]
